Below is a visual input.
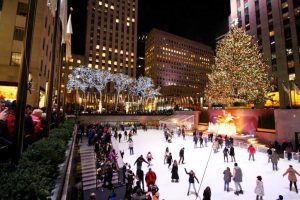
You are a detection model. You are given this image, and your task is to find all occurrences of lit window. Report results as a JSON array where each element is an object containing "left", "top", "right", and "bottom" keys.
[
  {"left": 110, "top": 5, "right": 114, "bottom": 10},
  {"left": 132, "top": 18, "right": 135, "bottom": 22},
  {"left": 77, "top": 60, "right": 81, "bottom": 64},
  {"left": 102, "top": 66, "right": 105, "bottom": 70},
  {"left": 127, "top": 17, "right": 130, "bottom": 21},
  {"left": 109, "top": 48, "right": 112, "bottom": 52},
  {"left": 120, "top": 50, "right": 123, "bottom": 54},
  {"left": 102, "top": 53, "right": 106, "bottom": 57},
  {"left": 99, "top": 1, "right": 102, "bottom": 6},
  {"left": 108, "top": 67, "right": 111, "bottom": 71},
  {"left": 102, "top": 46, "right": 106, "bottom": 50},
  {"left": 116, "top": 19, "right": 119, "bottom": 23},
  {"left": 10, "top": 52, "right": 21, "bottom": 66},
  {"left": 96, "top": 45, "right": 100, "bottom": 49},
  {"left": 105, "top": 3, "right": 108, "bottom": 8},
  {"left": 95, "top": 65, "right": 99, "bottom": 69},
  {"left": 126, "top": 22, "right": 130, "bottom": 26},
  {"left": 269, "top": 31, "right": 275, "bottom": 37},
  {"left": 289, "top": 73, "right": 295, "bottom": 80},
  {"left": 114, "top": 49, "right": 118, "bottom": 53},
  {"left": 108, "top": 60, "right": 112, "bottom": 64},
  {"left": 114, "top": 61, "right": 117, "bottom": 65},
  {"left": 68, "top": 66, "right": 73, "bottom": 70},
  {"left": 88, "top": 64, "right": 92, "bottom": 68}
]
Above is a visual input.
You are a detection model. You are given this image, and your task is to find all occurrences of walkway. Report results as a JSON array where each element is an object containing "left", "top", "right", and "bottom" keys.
[{"left": 79, "top": 138, "right": 97, "bottom": 191}]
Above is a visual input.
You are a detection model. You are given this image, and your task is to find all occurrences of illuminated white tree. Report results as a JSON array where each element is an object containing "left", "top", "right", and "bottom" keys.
[
  {"left": 112, "top": 73, "right": 134, "bottom": 110},
  {"left": 130, "top": 76, "right": 155, "bottom": 110},
  {"left": 92, "top": 70, "right": 112, "bottom": 112}
]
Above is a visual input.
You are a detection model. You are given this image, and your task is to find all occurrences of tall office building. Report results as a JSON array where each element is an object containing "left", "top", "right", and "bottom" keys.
[
  {"left": 0, "top": 0, "right": 61, "bottom": 107},
  {"left": 145, "top": 29, "right": 214, "bottom": 109},
  {"left": 85, "top": 0, "right": 137, "bottom": 80},
  {"left": 229, "top": 0, "right": 300, "bottom": 108},
  {"left": 136, "top": 34, "right": 146, "bottom": 78}
]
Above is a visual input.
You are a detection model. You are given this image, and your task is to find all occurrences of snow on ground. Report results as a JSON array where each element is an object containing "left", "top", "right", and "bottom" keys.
[{"left": 118, "top": 129, "right": 300, "bottom": 200}]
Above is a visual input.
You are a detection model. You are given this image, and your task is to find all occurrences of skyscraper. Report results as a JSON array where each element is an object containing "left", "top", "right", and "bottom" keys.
[
  {"left": 0, "top": 0, "right": 61, "bottom": 107},
  {"left": 229, "top": 0, "right": 300, "bottom": 108},
  {"left": 85, "top": 0, "right": 137, "bottom": 79},
  {"left": 145, "top": 29, "right": 214, "bottom": 110}
]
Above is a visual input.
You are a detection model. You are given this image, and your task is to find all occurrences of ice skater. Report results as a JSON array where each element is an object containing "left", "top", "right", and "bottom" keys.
[
  {"left": 230, "top": 146, "right": 236, "bottom": 162},
  {"left": 171, "top": 160, "right": 179, "bottom": 182},
  {"left": 146, "top": 152, "right": 153, "bottom": 167},
  {"left": 167, "top": 152, "right": 173, "bottom": 168},
  {"left": 193, "top": 135, "right": 198, "bottom": 148},
  {"left": 248, "top": 144, "right": 256, "bottom": 161},
  {"left": 270, "top": 150, "right": 280, "bottom": 171},
  {"left": 134, "top": 155, "right": 149, "bottom": 170},
  {"left": 254, "top": 176, "right": 264, "bottom": 200},
  {"left": 179, "top": 147, "right": 185, "bottom": 164},
  {"left": 164, "top": 147, "right": 169, "bottom": 164},
  {"left": 233, "top": 163, "right": 243, "bottom": 195},
  {"left": 223, "top": 167, "right": 232, "bottom": 192},
  {"left": 185, "top": 168, "right": 199, "bottom": 197},
  {"left": 283, "top": 165, "right": 300, "bottom": 193},
  {"left": 223, "top": 147, "right": 229, "bottom": 162},
  {"left": 128, "top": 138, "right": 134, "bottom": 155}
]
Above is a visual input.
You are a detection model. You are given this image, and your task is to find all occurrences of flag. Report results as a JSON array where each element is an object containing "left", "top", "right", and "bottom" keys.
[
  {"left": 59, "top": 0, "right": 68, "bottom": 44},
  {"left": 293, "top": 83, "right": 300, "bottom": 95},
  {"left": 282, "top": 83, "right": 289, "bottom": 94},
  {"left": 47, "top": 0, "right": 57, "bottom": 17},
  {"left": 66, "top": 13, "right": 73, "bottom": 61}
]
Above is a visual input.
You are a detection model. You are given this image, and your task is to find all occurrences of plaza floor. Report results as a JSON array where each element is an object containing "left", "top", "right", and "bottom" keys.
[{"left": 118, "top": 129, "right": 300, "bottom": 200}]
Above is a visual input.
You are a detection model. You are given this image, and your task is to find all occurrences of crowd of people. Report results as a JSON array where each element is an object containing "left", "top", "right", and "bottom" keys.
[
  {"left": 0, "top": 100, "right": 62, "bottom": 161},
  {"left": 83, "top": 123, "right": 300, "bottom": 200}
]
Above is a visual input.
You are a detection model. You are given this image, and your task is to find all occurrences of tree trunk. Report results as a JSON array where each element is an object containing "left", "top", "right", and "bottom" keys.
[{"left": 98, "top": 92, "right": 102, "bottom": 113}]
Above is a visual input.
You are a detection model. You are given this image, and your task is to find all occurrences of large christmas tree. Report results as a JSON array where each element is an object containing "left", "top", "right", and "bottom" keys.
[{"left": 205, "top": 26, "right": 272, "bottom": 105}]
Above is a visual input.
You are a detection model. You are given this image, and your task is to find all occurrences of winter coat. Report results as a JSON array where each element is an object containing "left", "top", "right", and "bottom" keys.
[
  {"left": 223, "top": 148, "right": 229, "bottom": 156},
  {"left": 203, "top": 187, "right": 211, "bottom": 200},
  {"left": 233, "top": 166, "right": 242, "bottom": 182},
  {"left": 179, "top": 149, "right": 184, "bottom": 157},
  {"left": 270, "top": 152, "right": 280, "bottom": 163},
  {"left": 185, "top": 169, "right": 199, "bottom": 183},
  {"left": 145, "top": 171, "right": 157, "bottom": 186},
  {"left": 229, "top": 147, "right": 235, "bottom": 156},
  {"left": 248, "top": 145, "right": 256, "bottom": 154},
  {"left": 212, "top": 141, "right": 219, "bottom": 150},
  {"left": 223, "top": 170, "right": 232, "bottom": 182},
  {"left": 167, "top": 154, "right": 173, "bottom": 164},
  {"left": 171, "top": 165, "right": 179, "bottom": 180},
  {"left": 254, "top": 180, "right": 264, "bottom": 196},
  {"left": 283, "top": 167, "right": 300, "bottom": 182}
]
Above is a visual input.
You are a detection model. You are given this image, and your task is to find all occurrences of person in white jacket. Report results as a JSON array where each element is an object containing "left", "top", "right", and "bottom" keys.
[{"left": 255, "top": 176, "right": 264, "bottom": 200}]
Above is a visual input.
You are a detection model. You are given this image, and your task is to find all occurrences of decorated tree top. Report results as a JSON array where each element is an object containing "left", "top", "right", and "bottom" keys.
[{"left": 205, "top": 26, "right": 273, "bottom": 104}]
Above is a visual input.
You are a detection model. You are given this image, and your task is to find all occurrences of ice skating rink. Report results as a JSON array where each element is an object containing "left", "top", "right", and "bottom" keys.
[{"left": 118, "top": 129, "right": 300, "bottom": 200}]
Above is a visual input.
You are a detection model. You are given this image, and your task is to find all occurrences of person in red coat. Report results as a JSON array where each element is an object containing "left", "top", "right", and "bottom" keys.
[
  {"left": 248, "top": 144, "right": 256, "bottom": 161},
  {"left": 145, "top": 168, "right": 157, "bottom": 187}
]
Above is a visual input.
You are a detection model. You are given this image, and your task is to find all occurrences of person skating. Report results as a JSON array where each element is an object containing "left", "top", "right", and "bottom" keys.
[
  {"left": 276, "top": 195, "right": 283, "bottom": 200},
  {"left": 136, "top": 169, "right": 145, "bottom": 192},
  {"left": 193, "top": 135, "right": 198, "bottom": 148},
  {"left": 223, "top": 147, "right": 229, "bottom": 162},
  {"left": 223, "top": 167, "right": 232, "bottom": 192},
  {"left": 164, "top": 147, "right": 169, "bottom": 164},
  {"left": 254, "top": 176, "right": 264, "bottom": 200},
  {"left": 129, "top": 138, "right": 134, "bottom": 155},
  {"left": 171, "top": 160, "right": 179, "bottom": 182},
  {"left": 185, "top": 168, "right": 199, "bottom": 196},
  {"left": 147, "top": 152, "right": 153, "bottom": 167},
  {"left": 270, "top": 150, "right": 280, "bottom": 171},
  {"left": 179, "top": 147, "right": 185, "bottom": 164},
  {"left": 203, "top": 186, "right": 211, "bottom": 200},
  {"left": 248, "top": 144, "right": 256, "bottom": 161},
  {"left": 267, "top": 147, "right": 272, "bottom": 163},
  {"left": 283, "top": 165, "right": 300, "bottom": 193},
  {"left": 199, "top": 136, "right": 204, "bottom": 148},
  {"left": 145, "top": 168, "right": 157, "bottom": 188},
  {"left": 213, "top": 139, "right": 219, "bottom": 153},
  {"left": 233, "top": 163, "right": 243, "bottom": 195},
  {"left": 124, "top": 130, "right": 128, "bottom": 141},
  {"left": 204, "top": 135, "right": 208, "bottom": 147},
  {"left": 167, "top": 152, "right": 173, "bottom": 168},
  {"left": 230, "top": 146, "right": 236, "bottom": 162},
  {"left": 134, "top": 155, "right": 149, "bottom": 170},
  {"left": 118, "top": 132, "right": 122, "bottom": 143}
]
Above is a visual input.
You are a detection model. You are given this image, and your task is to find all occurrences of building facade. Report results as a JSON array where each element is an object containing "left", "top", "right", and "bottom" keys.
[
  {"left": 229, "top": 0, "right": 300, "bottom": 108},
  {"left": 136, "top": 34, "right": 146, "bottom": 78},
  {"left": 0, "top": 0, "right": 61, "bottom": 108},
  {"left": 145, "top": 29, "right": 214, "bottom": 110},
  {"left": 85, "top": 0, "right": 137, "bottom": 80}
]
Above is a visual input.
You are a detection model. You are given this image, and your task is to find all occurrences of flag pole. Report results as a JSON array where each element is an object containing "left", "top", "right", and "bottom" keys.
[
  {"left": 46, "top": 0, "right": 61, "bottom": 136},
  {"left": 13, "top": 0, "right": 38, "bottom": 163}
]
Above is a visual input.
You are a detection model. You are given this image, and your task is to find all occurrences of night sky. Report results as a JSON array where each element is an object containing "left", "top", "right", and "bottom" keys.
[{"left": 69, "top": 0, "right": 231, "bottom": 55}]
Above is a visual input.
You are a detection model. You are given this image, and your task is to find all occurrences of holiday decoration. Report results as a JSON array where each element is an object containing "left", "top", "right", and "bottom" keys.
[{"left": 205, "top": 26, "right": 272, "bottom": 105}]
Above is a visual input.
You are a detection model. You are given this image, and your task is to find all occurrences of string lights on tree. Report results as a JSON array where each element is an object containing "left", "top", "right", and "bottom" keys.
[{"left": 205, "top": 26, "right": 273, "bottom": 105}]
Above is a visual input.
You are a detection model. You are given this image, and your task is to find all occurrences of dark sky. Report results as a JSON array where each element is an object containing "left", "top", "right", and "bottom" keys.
[{"left": 69, "top": 0, "right": 231, "bottom": 55}]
